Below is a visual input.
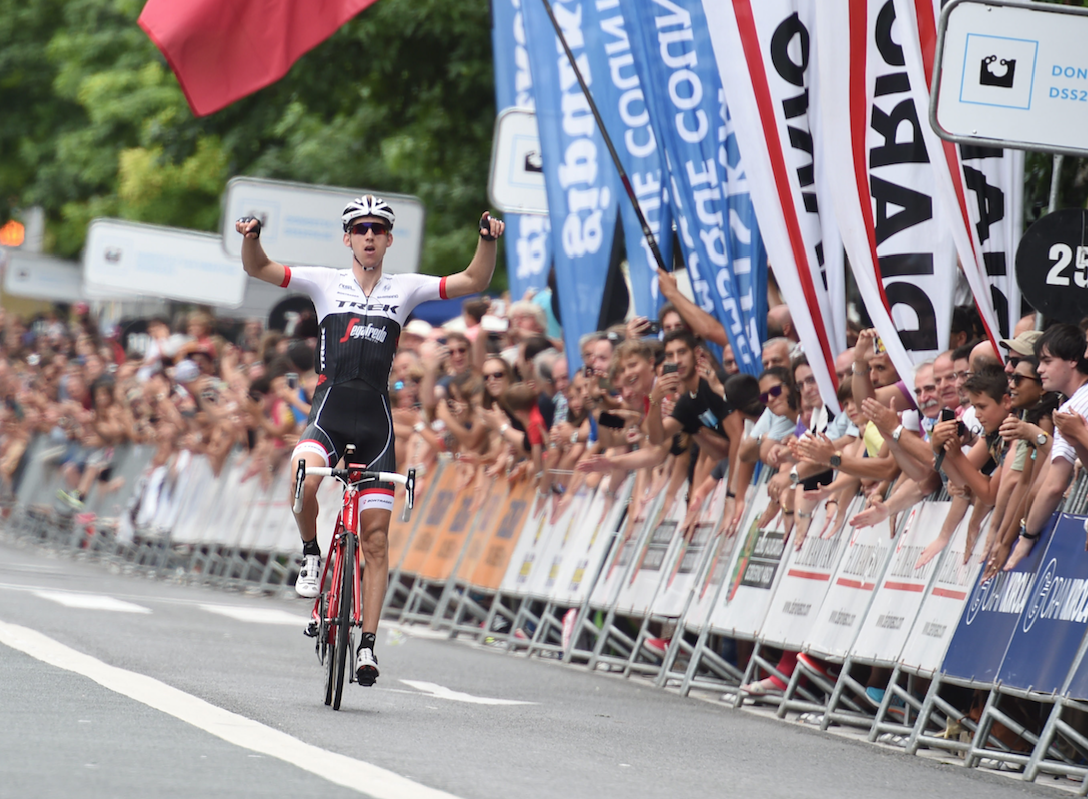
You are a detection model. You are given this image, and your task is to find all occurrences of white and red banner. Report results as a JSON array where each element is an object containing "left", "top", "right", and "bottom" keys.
[
  {"left": 816, "top": 0, "right": 957, "bottom": 380},
  {"left": 703, "top": 0, "right": 846, "bottom": 408},
  {"left": 893, "top": 0, "right": 1024, "bottom": 343}
]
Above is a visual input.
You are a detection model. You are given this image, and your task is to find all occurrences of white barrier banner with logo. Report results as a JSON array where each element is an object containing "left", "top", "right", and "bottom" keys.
[
  {"left": 758, "top": 498, "right": 858, "bottom": 648},
  {"left": 803, "top": 516, "right": 898, "bottom": 660},
  {"left": 613, "top": 488, "right": 688, "bottom": 616},
  {"left": 850, "top": 501, "right": 950, "bottom": 663},
  {"left": 588, "top": 490, "right": 665, "bottom": 610},
  {"left": 499, "top": 505, "right": 553, "bottom": 595},
  {"left": 552, "top": 478, "right": 633, "bottom": 606},
  {"left": 899, "top": 507, "right": 985, "bottom": 674},
  {"left": 652, "top": 484, "right": 729, "bottom": 620},
  {"left": 708, "top": 490, "right": 788, "bottom": 638},
  {"left": 529, "top": 488, "right": 593, "bottom": 600}
]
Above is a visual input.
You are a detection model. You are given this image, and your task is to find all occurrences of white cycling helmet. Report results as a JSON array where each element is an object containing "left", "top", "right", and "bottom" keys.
[{"left": 342, "top": 195, "right": 395, "bottom": 231}]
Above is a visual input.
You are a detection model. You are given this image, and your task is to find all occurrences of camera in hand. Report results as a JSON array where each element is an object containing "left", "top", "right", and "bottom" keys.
[
  {"left": 598, "top": 411, "right": 625, "bottom": 429},
  {"left": 645, "top": 320, "right": 662, "bottom": 336},
  {"left": 662, "top": 362, "right": 679, "bottom": 375}
]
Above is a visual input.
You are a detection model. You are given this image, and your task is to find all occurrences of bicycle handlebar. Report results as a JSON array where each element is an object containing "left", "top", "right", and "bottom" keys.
[{"left": 292, "top": 460, "right": 416, "bottom": 523}]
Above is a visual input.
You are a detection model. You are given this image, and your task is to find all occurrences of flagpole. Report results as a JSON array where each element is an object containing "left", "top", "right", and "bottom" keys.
[{"left": 538, "top": 0, "right": 671, "bottom": 274}]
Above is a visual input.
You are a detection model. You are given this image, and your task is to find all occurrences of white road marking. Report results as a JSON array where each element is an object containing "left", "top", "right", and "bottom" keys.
[
  {"left": 0, "top": 622, "right": 464, "bottom": 799},
  {"left": 399, "top": 680, "right": 537, "bottom": 706},
  {"left": 200, "top": 605, "right": 309, "bottom": 625},
  {"left": 33, "top": 591, "right": 151, "bottom": 614}
]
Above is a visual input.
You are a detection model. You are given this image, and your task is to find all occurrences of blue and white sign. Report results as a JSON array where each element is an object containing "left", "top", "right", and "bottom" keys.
[
  {"left": 934, "top": 0, "right": 1088, "bottom": 156},
  {"left": 997, "top": 515, "right": 1088, "bottom": 696}
]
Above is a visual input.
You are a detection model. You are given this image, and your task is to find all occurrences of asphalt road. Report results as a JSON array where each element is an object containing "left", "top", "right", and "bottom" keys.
[{"left": 0, "top": 534, "right": 1070, "bottom": 799}]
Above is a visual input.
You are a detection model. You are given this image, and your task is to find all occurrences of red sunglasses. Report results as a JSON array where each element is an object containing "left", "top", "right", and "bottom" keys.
[{"left": 351, "top": 221, "right": 388, "bottom": 236}]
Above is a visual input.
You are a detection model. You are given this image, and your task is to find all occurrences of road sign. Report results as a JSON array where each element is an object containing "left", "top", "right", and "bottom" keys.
[
  {"left": 220, "top": 177, "right": 425, "bottom": 273},
  {"left": 933, "top": 0, "right": 1088, "bottom": 157},
  {"left": 488, "top": 108, "right": 549, "bottom": 215},
  {"left": 84, "top": 219, "right": 246, "bottom": 307},
  {"left": 1015, "top": 208, "right": 1088, "bottom": 324}
]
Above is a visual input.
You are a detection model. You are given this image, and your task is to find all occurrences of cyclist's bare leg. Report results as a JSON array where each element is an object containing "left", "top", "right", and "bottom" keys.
[
  {"left": 291, "top": 451, "right": 329, "bottom": 544},
  {"left": 358, "top": 507, "right": 391, "bottom": 634}
]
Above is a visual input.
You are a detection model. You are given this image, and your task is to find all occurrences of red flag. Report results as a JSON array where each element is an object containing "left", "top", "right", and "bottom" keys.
[{"left": 139, "top": 0, "right": 379, "bottom": 117}]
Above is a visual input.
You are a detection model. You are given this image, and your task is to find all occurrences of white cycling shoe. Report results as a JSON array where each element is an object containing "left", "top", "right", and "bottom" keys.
[
  {"left": 356, "top": 647, "right": 379, "bottom": 686},
  {"left": 295, "top": 554, "right": 321, "bottom": 598}
]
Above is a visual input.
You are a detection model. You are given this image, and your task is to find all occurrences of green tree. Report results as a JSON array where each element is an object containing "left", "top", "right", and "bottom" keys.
[{"left": 0, "top": 0, "right": 504, "bottom": 287}]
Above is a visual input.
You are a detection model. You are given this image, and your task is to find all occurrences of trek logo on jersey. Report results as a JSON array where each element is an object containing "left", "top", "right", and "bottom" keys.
[
  {"left": 338, "top": 318, "right": 389, "bottom": 344},
  {"left": 334, "top": 300, "right": 400, "bottom": 314}
]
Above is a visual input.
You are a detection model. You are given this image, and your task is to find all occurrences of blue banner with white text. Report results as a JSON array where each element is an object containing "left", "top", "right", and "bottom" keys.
[
  {"left": 492, "top": 0, "right": 553, "bottom": 304},
  {"left": 619, "top": 0, "right": 767, "bottom": 372},
  {"left": 577, "top": 0, "right": 673, "bottom": 319},
  {"left": 523, "top": 0, "right": 622, "bottom": 371}
]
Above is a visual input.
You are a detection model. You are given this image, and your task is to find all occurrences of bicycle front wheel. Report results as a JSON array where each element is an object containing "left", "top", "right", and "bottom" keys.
[
  {"left": 320, "top": 593, "right": 334, "bottom": 707},
  {"left": 333, "top": 533, "right": 354, "bottom": 710}
]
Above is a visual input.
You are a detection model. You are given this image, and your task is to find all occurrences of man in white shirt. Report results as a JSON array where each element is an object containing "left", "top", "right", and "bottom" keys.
[{"left": 1005, "top": 324, "right": 1088, "bottom": 570}]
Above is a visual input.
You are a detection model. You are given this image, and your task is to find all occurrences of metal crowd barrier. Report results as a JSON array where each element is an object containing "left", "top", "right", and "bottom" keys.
[{"left": 10, "top": 432, "right": 1088, "bottom": 791}]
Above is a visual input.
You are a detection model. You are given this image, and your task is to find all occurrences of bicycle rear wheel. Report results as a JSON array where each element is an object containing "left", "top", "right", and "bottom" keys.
[{"left": 332, "top": 533, "right": 354, "bottom": 710}]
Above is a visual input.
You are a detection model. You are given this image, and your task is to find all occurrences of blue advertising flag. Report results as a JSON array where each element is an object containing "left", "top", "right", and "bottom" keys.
[
  {"left": 576, "top": 1, "right": 673, "bottom": 320},
  {"left": 619, "top": 0, "right": 767, "bottom": 373},
  {"left": 522, "top": 0, "right": 622, "bottom": 371},
  {"left": 492, "top": 0, "right": 553, "bottom": 304}
]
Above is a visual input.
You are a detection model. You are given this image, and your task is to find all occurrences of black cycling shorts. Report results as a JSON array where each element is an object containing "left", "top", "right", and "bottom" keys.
[{"left": 292, "top": 380, "right": 395, "bottom": 512}]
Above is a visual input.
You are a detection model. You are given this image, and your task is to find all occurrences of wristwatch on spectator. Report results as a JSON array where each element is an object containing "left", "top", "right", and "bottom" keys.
[
  {"left": 1035, "top": 431, "right": 1049, "bottom": 448},
  {"left": 570, "top": 431, "right": 579, "bottom": 444},
  {"left": 892, "top": 424, "right": 904, "bottom": 442},
  {"left": 829, "top": 450, "right": 843, "bottom": 468},
  {"left": 1019, "top": 517, "right": 1040, "bottom": 540},
  {"left": 789, "top": 466, "right": 800, "bottom": 485},
  {"left": 412, "top": 422, "right": 425, "bottom": 434}
]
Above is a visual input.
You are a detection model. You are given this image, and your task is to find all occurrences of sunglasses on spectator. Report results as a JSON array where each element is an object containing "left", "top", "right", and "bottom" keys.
[
  {"left": 449, "top": 347, "right": 468, "bottom": 356},
  {"left": 1007, "top": 355, "right": 1025, "bottom": 368},
  {"left": 1008, "top": 373, "right": 1042, "bottom": 386},
  {"left": 759, "top": 384, "right": 784, "bottom": 404},
  {"left": 351, "top": 222, "right": 388, "bottom": 236},
  {"left": 484, "top": 371, "right": 506, "bottom": 381}
]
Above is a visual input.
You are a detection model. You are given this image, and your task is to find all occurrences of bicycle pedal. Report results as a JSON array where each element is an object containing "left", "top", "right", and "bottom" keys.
[{"left": 304, "top": 619, "right": 320, "bottom": 638}]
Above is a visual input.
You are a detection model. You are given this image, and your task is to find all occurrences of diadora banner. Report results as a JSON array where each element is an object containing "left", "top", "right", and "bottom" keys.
[
  {"left": 577, "top": 0, "right": 673, "bottom": 319},
  {"left": 703, "top": 0, "right": 847, "bottom": 409},
  {"left": 620, "top": 0, "right": 767, "bottom": 373},
  {"left": 816, "top": 0, "right": 957, "bottom": 382},
  {"left": 523, "top": 0, "right": 621, "bottom": 370},
  {"left": 492, "top": 0, "right": 553, "bottom": 304},
  {"left": 893, "top": 0, "right": 1024, "bottom": 345}
]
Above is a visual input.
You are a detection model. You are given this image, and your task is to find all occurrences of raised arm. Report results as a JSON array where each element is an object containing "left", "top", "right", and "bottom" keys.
[
  {"left": 236, "top": 218, "right": 287, "bottom": 287},
  {"left": 441, "top": 214, "right": 506, "bottom": 299}
]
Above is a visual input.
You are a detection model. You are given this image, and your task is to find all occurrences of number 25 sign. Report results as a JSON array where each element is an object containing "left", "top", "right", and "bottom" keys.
[{"left": 1017, "top": 209, "right": 1088, "bottom": 324}]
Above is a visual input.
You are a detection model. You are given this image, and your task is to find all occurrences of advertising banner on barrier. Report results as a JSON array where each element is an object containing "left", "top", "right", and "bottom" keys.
[
  {"left": 815, "top": 0, "right": 957, "bottom": 381},
  {"left": 578, "top": 0, "right": 673, "bottom": 318},
  {"left": 653, "top": 485, "right": 729, "bottom": 620},
  {"left": 387, "top": 484, "right": 425, "bottom": 570},
  {"left": 850, "top": 502, "right": 950, "bottom": 663},
  {"left": 454, "top": 488, "right": 511, "bottom": 584},
  {"left": 940, "top": 516, "right": 1049, "bottom": 683},
  {"left": 500, "top": 503, "right": 554, "bottom": 595},
  {"left": 522, "top": 0, "right": 620, "bottom": 370},
  {"left": 708, "top": 490, "right": 787, "bottom": 637},
  {"left": 758, "top": 498, "right": 856, "bottom": 648},
  {"left": 685, "top": 525, "right": 743, "bottom": 632},
  {"left": 551, "top": 478, "right": 631, "bottom": 606},
  {"left": 530, "top": 488, "right": 593, "bottom": 600},
  {"left": 997, "top": 515, "right": 1088, "bottom": 696},
  {"left": 466, "top": 482, "right": 534, "bottom": 591},
  {"left": 418, "top": 483, "right": 484, "bottom": 583},
  {"left": 399, "top": 468, "right": 462, "bottom": 576},
  {"left": 491, "top": 0, "right": 552, "bottom": 302},
  {"left": 588, "top": 490, "right": 664, "bottom": 610},
  {"left": 613, "top": 489, "right": 687, "bottom": 615},
  {"left": 899, "top": 508, "right": 984, "bottom": 674},
  {"left": 620, "top": 0, "right": 767, "bottom": 372},
  {"left": 702, "top": 0, "right": 847, "bottom": 407},
  {"left": 804, "top": 517, "right": 897, "bottom": 660}
]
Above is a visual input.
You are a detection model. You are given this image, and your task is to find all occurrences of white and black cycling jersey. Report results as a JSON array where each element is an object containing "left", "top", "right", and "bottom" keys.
[{"left": 280, "top": 266, "right": 448, "bottom": 392}]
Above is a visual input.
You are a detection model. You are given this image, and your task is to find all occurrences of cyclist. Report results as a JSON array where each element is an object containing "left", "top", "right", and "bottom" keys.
[{"left": 236, "top": 197, "right": 504, "bottom": 686}]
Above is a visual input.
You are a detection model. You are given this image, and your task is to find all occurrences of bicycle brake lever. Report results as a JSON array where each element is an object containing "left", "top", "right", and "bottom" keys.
[
  {"left": 400, "top": 468, "right": 416, "bottom": 524},
  {"left": 292, "top": 459, "right": 306, "bottom": 514}
]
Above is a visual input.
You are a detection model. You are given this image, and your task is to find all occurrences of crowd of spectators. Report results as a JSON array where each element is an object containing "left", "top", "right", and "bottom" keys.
[{"left": 4, "top": 271, "right": 1086, "bottom": 699}]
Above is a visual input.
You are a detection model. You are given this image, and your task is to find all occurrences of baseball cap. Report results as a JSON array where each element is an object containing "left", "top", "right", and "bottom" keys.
[
  {"left": 999, "top": 330, "right": 1041, "bottom": 357},
  {"left": 403, "top": 319, "right": 433, "bottom": 338}
]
